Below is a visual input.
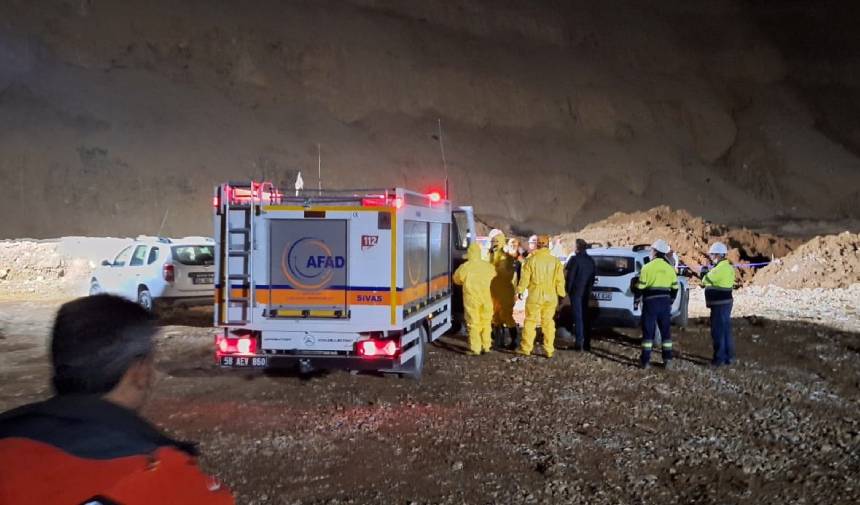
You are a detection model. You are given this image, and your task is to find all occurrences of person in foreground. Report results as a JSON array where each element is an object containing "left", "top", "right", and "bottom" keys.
[
  {"left": 453, "top": 242, "right": 497, "bottom": 355},
  {"left": 701, "top": 242, "right": 736, "bottom": 366},
  {"left": 564, "top": 238, "right": 596, "bottom": 351},
  {"left": 634, "top": 240, "right": 679, "bottom": 369},
  {"left": 516, "top": 235, "right": 566, "bottom": 359},
  {"left": 0, "top": 294, "right": 235, "bottom": 505}
]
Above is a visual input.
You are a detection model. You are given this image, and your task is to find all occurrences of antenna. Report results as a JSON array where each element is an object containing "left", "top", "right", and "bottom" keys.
[
  {"left": 156, "top": 208, "right": 170, "bottom": 237},
  {"left": 437, "top": 118, "right": 449, "bottom": 197},
  {"left": 317, "top": 143, "right": 322, "bottom": 195}
]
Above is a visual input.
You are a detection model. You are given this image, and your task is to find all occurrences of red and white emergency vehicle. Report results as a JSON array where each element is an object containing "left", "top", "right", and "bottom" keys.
[{"left": 213, "top": 182, "right": 475, "bottom": 378}]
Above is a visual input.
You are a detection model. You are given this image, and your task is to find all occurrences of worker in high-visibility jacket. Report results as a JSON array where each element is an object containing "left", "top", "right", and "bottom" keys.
[
  {"left": 516, "top": 235, "right": 566, "bottom": 358},
  {"left": 701, "top": 242, "right": 736, "bottom": 366},
  {"left": 490, "top": 232, "right": 518, "bottom": 349},
  {"left": 635, "top": 239, "right": 680, "bottom": 369},
  {"left": 453, "top": 242, "right": 497, "bottom": 355}
]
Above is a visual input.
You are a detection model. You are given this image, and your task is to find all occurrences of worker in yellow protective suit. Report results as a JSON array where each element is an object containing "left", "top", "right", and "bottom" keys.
[
  {"left": 453, "top": 242, "right": 497, "bottom": 355},
  {"left": 490, "top": 232, "right": 517, "bottom": 349},
  {"left": 517, "top": 235, "right": 566, "bottom": 358}
]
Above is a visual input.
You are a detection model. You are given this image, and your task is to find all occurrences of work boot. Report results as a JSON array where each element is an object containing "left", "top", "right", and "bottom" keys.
[
  {"left": 507, "top": 327, "right": 520, "bottom": 351},
  {"left": 663, "top": 360, "right": 674, "bottom": 370},
  {"left": 640, "top": 361, "right": 651, "bottom": 370}
]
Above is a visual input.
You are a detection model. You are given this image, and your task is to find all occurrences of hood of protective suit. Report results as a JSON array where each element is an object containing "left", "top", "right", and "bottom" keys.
[
  {"left": 492, "top": 232, "right": 507, "bottom": 250},
  {"left": 466, "top": 242, "right": 482, "bottom": 261}
]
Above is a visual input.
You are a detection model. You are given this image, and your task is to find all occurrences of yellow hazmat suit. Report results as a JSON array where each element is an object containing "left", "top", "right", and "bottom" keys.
[
  {"left": 490, "top": 233, "right": 517, "bottom": 328},
  {"left": 453, "top": 243, "right": 497, "bottom": 354},
  {"left": 517, "top": 246, "right": 566, "bottom": 358}
]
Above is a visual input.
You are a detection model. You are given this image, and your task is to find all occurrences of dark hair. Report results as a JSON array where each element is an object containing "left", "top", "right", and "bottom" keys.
[
  {"left": 51, "top": 294, "right": 157, "bottom": 396},
  {"left": 575, "top": 239, "right": 588, "bottom": 252}
]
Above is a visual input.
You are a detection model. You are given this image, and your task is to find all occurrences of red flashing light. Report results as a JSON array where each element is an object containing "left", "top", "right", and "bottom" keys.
[
  {"left": 428, "top": 191, "right": 441, "bottom": 203},
  {"left": 212, "top": 196, "right": 220, "bottom": 208},
  {"left": 162, "top": 263, "right": 175, "bottom": 282},
  {"left": 392, "top": 197, "right": 404, "bottom": 209},
  {"left": 356, "top": 339, "right": 399, "bottom": 358}
]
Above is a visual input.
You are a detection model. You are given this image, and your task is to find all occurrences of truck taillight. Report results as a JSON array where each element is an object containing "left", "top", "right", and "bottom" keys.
[
  {"left": 162, "top": 263, "right": 175, "bottom": 282},
  {"left": 356, "top": 339, "right": 399, "bottom": 358},
  {"left": 216, "top": 332, "right": 257, "bottom": 356}
]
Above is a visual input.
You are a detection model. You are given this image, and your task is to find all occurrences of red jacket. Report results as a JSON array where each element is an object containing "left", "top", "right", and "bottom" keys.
[{"left": 0, "top": 395, "right": 234, "bottom": 505}]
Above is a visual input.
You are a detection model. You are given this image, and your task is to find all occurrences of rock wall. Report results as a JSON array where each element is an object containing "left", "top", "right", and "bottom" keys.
[{"left": 1, "top": 0, "right": 858, "bottom": 238}]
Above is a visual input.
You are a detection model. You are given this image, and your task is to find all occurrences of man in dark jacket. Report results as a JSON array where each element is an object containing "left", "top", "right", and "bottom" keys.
[
  {"left": 565, "top": 239, "right": 597, "bottom": 351},
  {"left": 0, "top": 294, "right": 235, "bottom": 505}
]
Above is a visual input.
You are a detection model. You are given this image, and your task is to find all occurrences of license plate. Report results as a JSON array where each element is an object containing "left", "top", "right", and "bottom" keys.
[
  {"left": 591, "top": 291, "right": 612, "bottom": 301},
  {"left": 220, "top": 356, "right": 267, "bottom": 368},
  {"left": 192, "top": 273, "right": 214, "bottom": 285}
]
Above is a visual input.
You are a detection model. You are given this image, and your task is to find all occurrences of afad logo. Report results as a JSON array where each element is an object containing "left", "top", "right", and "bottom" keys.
[{"left": 281, "top": 237, "right": 345, "bottom": 290}]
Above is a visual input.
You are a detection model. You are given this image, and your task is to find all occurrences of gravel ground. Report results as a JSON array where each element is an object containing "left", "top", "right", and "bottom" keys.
[
  {"left": 1, "top": 297, "right": 859, "bottom": 505},
  {"left": 690, "top": 284, "right": 860, "bottom": 333}
]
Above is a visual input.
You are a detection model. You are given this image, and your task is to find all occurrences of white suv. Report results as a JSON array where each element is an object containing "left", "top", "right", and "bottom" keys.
[
  {"left": 569, "top": 245, "right": 689, "bottom": 328},
  {"left": 90, "top": 236, "right": 215, "bottom": 311}
]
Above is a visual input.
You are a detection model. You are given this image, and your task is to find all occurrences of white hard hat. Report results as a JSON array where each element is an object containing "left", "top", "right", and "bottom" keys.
[
  {"left": 651, "top": 239, "right": 670, "bottom": 254},
  {"left": 488, "top": 229, "right": 503, "bottom": 240},
  {"left": 709, "top": 242, "right": 728, "bottom": 255}
]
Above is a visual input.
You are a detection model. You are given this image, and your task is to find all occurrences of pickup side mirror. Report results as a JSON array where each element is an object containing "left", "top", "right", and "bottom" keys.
[{"left": 101, "top": 260, "right": 112, "bottom": 267}]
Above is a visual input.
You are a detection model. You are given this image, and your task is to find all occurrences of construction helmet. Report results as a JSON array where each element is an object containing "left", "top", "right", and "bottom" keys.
[
  {"left": 536, "top": 235, "right": 551, "bottom": 248},
  {"left": 488, "top": 228, "right": 503, "bottom": 241},
  {"left": 709, "top": 242, "right": 728, "bottom": 255},
  {"left": 651, "top": 239, "right": 670, "bottom": 254}
]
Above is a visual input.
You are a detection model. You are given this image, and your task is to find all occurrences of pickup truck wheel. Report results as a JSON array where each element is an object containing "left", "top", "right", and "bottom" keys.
[
  {"left": 138, "top": 287, "right": 154, "bottom": 312},
  {"left": 401, "top": 325, "right": 428, "bottom": 381}
]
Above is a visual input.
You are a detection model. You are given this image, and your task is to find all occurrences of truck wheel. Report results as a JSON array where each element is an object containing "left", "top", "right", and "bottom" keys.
[
  {"left": 401, "top": 325, "right": 428, "bottom": 381},
  {"left": 138, "top": 286, "right": 154, "bottom": 312}
]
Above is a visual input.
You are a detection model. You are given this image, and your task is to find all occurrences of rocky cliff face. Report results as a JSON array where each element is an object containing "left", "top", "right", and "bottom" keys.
[{"left": 1, "top": 0, "right": 858, "bottom": 238}]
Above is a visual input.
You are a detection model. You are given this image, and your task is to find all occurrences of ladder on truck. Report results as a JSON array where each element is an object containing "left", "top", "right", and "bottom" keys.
[{"left": 218, "top": 181, "right": 281, "bottom": 325}]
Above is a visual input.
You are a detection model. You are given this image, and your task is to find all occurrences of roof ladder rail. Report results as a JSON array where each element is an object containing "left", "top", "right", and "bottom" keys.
[{"left": 222, "top": 189, "right": 256, "bottom": 326}]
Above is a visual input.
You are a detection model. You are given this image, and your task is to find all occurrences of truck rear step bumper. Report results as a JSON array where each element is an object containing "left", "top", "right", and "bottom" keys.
[{"left": 220, "top": 354, "right": 397, "bottom": 370}]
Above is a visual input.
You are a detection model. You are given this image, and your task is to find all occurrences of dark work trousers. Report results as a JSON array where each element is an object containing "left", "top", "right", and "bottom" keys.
[
  {"left": 640, "top": 296, "right": 673, "bottom": 365},
  {"left": 570, "top": 292, "right": 592, "bottom": 349},
  {"left": 710, "top": 302, "right": 734, "bottom": 365}
]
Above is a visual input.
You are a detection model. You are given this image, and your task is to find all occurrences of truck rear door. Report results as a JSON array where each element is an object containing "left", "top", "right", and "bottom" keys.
[{"left": 267, "top": 219, "right": 349, "bottom": 318}]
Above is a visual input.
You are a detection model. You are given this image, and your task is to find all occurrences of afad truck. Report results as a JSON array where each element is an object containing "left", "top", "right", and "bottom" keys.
[{"left": 213, "top": 182, "right": 475, "bottom": 378}]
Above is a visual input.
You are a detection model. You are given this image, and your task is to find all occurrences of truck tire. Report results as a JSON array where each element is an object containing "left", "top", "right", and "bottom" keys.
[{"left": 401, "top": 325, "right": 428, "bottom": 381}]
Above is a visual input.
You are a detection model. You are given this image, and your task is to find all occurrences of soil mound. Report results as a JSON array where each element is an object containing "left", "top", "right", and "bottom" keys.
[
  {"left": 554, "top": 206, "right": 800, "bottom": 283},
  {"left": 752, "top": 232, "right": 860, "bottom": 289}
]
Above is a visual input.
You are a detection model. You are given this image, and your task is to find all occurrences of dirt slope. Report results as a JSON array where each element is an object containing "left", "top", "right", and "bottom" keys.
[
  {"left": 753, "top": 232, "right": 860, "bottom": 289},
  {"left": 1, "top": 0, "right": 859, "bottom": 239}
]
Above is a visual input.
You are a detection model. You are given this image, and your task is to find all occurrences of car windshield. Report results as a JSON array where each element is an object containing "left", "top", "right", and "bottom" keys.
[
  {"left": 172, "top": 245, "right": 215, "bottom": 266},
  {"left": 594, "top": 255, "right": 634, "bottom": 276}
]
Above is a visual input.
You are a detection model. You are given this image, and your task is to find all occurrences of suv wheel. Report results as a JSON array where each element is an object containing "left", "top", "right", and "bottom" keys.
[{"left": 138, "top": 286, "right": 154, "bottom": 312}]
